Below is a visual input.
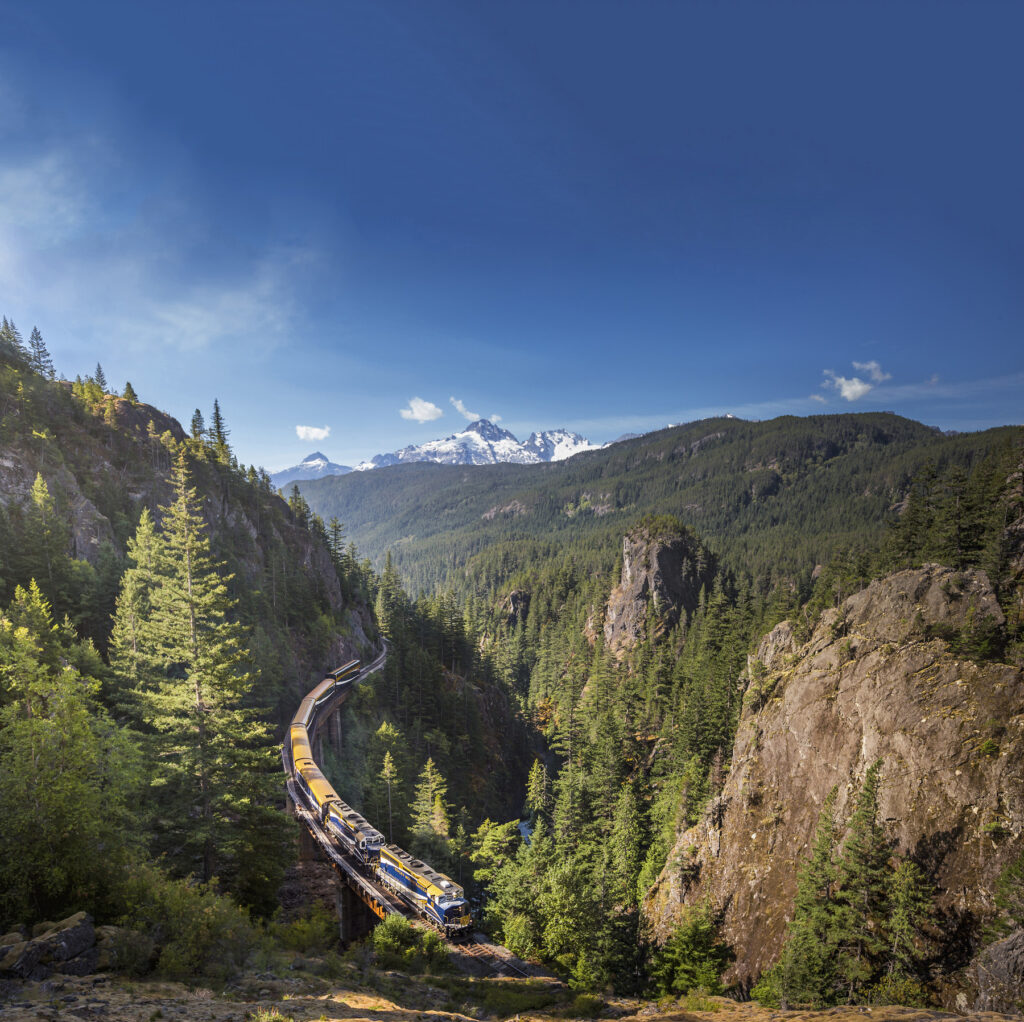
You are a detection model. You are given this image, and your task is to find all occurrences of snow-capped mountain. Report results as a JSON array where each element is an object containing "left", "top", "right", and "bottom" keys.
[
  {"left": 271, "top": 452, "right": 352, "bottom": 489},
  {"left": 354, "top": 420, "right": 600, "bottom": 472}
]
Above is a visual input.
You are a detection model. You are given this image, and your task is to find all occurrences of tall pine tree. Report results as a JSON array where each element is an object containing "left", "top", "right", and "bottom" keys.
[{"left": 114, "top": 453, "right": 288, "bottom": 905}]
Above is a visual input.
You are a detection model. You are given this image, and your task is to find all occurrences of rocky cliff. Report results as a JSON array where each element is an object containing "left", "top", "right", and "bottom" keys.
[
  {"left": 603, "top": 518, "right": 714, "bottom": 656},
  {"left": 643, "top": 564, "right": 1024, "bottom": 1005}
]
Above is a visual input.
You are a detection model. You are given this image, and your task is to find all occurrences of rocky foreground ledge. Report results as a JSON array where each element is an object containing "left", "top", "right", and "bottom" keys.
[
  {"left": 0, "top": 914, "right": 133, "bottom": 982},
  {"left": 0, "top": 971, "right": 1022, "bottom": 1022}
]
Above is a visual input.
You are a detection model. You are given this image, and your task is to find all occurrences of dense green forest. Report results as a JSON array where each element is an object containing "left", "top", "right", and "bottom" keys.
[
  {"left": 299, "top": 413, "right": 1021, "bottom": 595},
  {"left": 0, "top": 322, "right": 384, "bottom": 973},
  {"left": 2, "top": 318, "right": 1021, "bottom": 1002}
]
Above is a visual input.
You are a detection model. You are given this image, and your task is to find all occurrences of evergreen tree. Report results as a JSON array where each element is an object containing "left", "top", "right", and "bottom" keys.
[
  {"left": 28, "top": 327, "right": 55, "bottom": 379},
  {"left": 834, "top": 760, "right": 891, "bottom": 999},
  {"left": 123, "top": 381, "right": 138, "bottom": 403},
  {"left": 210, "top": 398, "right": 230, "bottom": 461},
  {"left": 0, "top": 583, "right": 138, "bottom": 921},
  {"left": 121, "top": 453, "right": 287, "bottom": 898},
  {"left": 411, "top": 757, "right": 450, "bottom": 839},
  {"left": 778, "top": 787, "right": 841, "bottom": 1005},
  {"left": 108, "top": 508, "right": 160, "bottom": 711},
  {"left": 886, "top": 858, "right": 937, "bottom": 977},
  {"left": 190, "top": 408, "right": 205, "bottom": 442},
  {"left": 94, "top": 363, "right": 107, "bottom": 391},
  {"left": 380, "top": 750, "right": 398, "bottom": 843},
  {"left": 0, "top": 317, "right": 28, "bottom": 368}
]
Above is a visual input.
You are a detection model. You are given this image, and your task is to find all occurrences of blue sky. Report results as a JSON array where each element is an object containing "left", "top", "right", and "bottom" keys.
[{"left": 1, "top": 1, "right": 1021, "bottom": 470}]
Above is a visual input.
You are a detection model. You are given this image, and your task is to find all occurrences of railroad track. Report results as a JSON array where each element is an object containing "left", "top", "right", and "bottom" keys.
[{"left": 455, "top": 939, "right": 532, "bottom": 978}]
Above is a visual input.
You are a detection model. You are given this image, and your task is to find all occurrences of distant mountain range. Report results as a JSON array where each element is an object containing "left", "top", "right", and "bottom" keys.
[{"left": 271, "top": 419, "right": 601, "bottom": 488}]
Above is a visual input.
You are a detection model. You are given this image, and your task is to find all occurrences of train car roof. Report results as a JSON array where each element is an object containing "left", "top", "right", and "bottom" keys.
[
  {"left": 297, "top": 763, "right": 340, "bottom": 806},
  {"left": 381, "top": 844, "right": 464, "bottom": 899},
  {"left": 293, "top": 695, "right": 316, "bottom": 727},
  {"left": 329, "top": 659, "right": 360, "bottom": 679},
  {"left": 327, "top": 802, "right": 385, "bottom": 843},
  {"left": 309, "top": 677, "right": 334, "bottom": 703}
]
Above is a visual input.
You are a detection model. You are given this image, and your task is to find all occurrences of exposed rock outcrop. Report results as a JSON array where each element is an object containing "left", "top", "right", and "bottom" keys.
[
  {"left": 603, "top": 519, "right": 713, "bottom": 656},
  {"left": 643, "top": 565, "right": 1024, "bottom": 1003}
]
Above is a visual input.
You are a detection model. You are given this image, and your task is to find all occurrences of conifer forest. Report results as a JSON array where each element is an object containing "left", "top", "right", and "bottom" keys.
[{"left": 1, "top": 322, "right": 1022, "bottom": 1008}]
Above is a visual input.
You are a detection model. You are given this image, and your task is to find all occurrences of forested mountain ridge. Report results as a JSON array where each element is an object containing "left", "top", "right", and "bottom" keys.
[
  {"left": 299, "top": 412, "right": 1020, "bottom": 594},
  {"left": 0, "top": 361, "right": 375, "bottom": 722}
]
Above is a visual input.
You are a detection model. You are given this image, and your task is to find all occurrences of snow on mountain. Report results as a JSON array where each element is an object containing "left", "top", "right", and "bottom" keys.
[
  {"left": 271, "top": 451, "right": 352, "bottom": 489},
  {"left": 354, "top": 420, "right": 601, "bottom": 472},
  {"left": 524, "top": 429, "right": 601, "bottom": 462}
]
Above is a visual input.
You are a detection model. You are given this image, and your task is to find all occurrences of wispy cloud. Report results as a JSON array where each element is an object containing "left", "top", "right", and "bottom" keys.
[
  {"left": 0, "top": 127, "right": 309, "bottom": 363},
  {"left": 296, "top": 425, "right": 330, "bottom": 442},
  {"left": 822, "top": 360, "right": 892, "bottom": 401},
  {"left": 400, "top": 397, "right": 443, "bottom": 422},
  {"left": 852, "top": 360, "right": 892, "bottom": 384},
  {"left": 450, "top": 396, "right": 480, "bottom": 420}
]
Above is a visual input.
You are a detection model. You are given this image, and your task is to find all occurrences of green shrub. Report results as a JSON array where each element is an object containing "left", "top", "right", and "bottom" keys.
[
  {"left": 570, "top": 992, "right": 605, "bottom": 1017},
  {"left": 750, "top": 965, "right": 782, "bottom": 1008},
  {"left": 118, "top": 863, "right": 260, "bottom": 981},
  {"left": 867, "top": 970, "right": 928, "bottom": 1007},
  {"left": 371, "top": 914, "right": 450, "bottom": 973},
  {"left": 268, "top": 903, "right": 338, "bottom": 953}
]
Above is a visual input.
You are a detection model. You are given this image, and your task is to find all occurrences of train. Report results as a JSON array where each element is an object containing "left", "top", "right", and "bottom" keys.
[{"left": 288, "top": 658, "right": 472, "bottom": 937}]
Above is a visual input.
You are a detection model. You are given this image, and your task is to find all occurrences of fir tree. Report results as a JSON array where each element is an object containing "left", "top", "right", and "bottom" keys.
[
  {"left": 121, "top": 453, "right": 287, "bottom": 897},
  {"left": 123, "top": 381, "right": 138, "bottom": 403},
  {"left": 28, "top": 327, "right": 55, "bottom": 379},
  {"left": 778, "top": 787, "right": 841, "bottom": 1005},
  {"left": 94, "top": 363, "right": 107, "bottom": 391},
  {"left": 210, "top": 398, "right": 230, "bottom": 461},
  {"left": 886, "top": 858, "right": 937, "bottom": 977},
  {"left": 0, "top": 317, "right": 28, "bottom": 368},
  {"left": 834, "top": 760, "right": 891, "bottom": 1000},
  {"left": 380, "top": 750, "right": 398, "bottom": 843},
  {"left": 190, "top": 408, "right": 205, "bottom": 442}
]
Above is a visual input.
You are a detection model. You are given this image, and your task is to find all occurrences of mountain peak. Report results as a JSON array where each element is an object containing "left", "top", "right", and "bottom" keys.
[
  {"left": 353, "top": 420, "right": 601, "bottom": 471},
  {"left": 464, "top": 418, "right": 513, "bottom": 441},
  {"left": 270, "top": 452, "right": 352, "bottom": 489}
]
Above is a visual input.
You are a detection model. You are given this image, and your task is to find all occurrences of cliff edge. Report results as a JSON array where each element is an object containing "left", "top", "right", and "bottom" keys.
[{"left": 643, "top": 564, "right": 1024, "bottom": 1005}]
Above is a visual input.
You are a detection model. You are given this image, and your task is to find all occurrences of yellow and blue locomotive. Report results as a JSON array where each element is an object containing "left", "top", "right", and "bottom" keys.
[{"left": 288, "top": 658, "right": 471, "bottom": 936}]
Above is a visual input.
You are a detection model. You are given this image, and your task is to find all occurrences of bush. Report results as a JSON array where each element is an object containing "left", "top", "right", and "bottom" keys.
[
  {"left": 371, "top": 914, "right": 450, "bottom": 973},
  {"left": 867, "top": 971, "right": 928, "bottom": 1007},
  {"left": 268, "top": 903, "right": 338, "bottom": 954},
  {"left": 750, "top": 965, "right": 782, "bottom": 1007},
  {"left": 118, "top": 863, "right": 260, "bottom": 981}
]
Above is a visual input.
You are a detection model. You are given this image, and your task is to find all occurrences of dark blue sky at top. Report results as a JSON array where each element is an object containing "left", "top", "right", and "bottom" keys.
[{"left": 1, "top": 1, "right": 1021, "bottom": 468}]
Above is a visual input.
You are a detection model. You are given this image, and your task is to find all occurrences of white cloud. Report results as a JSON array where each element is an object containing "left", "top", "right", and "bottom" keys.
[
  {"left": 450, "top": 396, "right": 481, "bottom": 420},
  {"left": 809, "top": 393, "right": 827, "bottom": 404},
  {"left": 852, "top": 360, "right": 892, "bottom": 383},
  {"left": 490, "top": 413, "right": 502, "bottom": 423},
  {"left": 400, "top": 397, "right": 443, "bottom": 423},
  {"left": 823, "top": 371, "right": 873, "bottom": 401},
  {"left": 296, "top": 425, "right": 330, "bottom": 442}
]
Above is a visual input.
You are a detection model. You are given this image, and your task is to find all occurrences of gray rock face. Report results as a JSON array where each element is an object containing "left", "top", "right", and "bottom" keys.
[
  {"left": 0, "top": 912, "right": 96, "bottom": 980},
  {"left": 970, "top": 928, "right": 1024, "bottom": 1012},
  {"left": 603, "top": 522, "right": 711, "bottom": 655},
  {"left": 643, "top": 565, "right": 1024, "bottom": 1000}
]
